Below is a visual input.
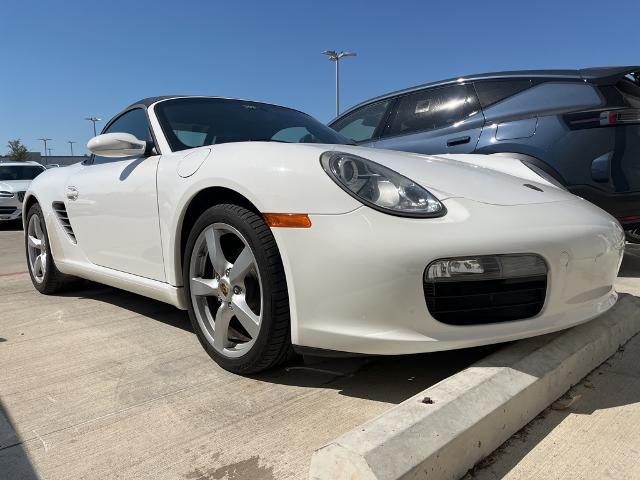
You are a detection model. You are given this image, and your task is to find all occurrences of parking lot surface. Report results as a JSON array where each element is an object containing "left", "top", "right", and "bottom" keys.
[{"left": 0, "top": 223, "right": 491, "bottom": 480}]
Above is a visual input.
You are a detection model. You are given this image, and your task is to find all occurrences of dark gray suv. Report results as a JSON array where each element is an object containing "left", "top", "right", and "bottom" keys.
[{"left": 329, "top": 66, "right": 640, "bottom": 241}]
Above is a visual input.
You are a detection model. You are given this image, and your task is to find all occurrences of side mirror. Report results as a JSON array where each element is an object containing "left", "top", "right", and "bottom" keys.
[{"left": 87, "top": 132, "right": 148, "bottom": 158}]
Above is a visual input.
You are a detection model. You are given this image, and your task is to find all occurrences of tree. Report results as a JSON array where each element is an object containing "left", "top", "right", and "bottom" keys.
[{"left": 6, "top": 139, "right": 30, "bottom": 161}]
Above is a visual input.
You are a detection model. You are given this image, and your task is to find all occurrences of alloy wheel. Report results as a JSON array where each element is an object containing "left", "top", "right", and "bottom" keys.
[
  {"left": 27, "top": 214, "right": 47, "bottom": 283},
  {"left": 189, "top": 222, "right": 263, "bottom": 358}
]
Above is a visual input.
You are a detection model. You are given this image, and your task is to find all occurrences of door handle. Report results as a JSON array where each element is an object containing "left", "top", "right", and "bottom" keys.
[
  {"left": 447, "top": 136, "right": 471, "bottom": 147},
  {"left": 66, "top": 186, "right": 79, "bottom": 201}
]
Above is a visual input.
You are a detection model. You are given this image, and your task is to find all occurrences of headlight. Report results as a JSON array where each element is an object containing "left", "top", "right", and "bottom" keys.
[
  {"left": 521, "top": 161, "right": 566, "bottom": 190},
  {"left": 320, "top": 151, "right": 445, "bottom": 217}
]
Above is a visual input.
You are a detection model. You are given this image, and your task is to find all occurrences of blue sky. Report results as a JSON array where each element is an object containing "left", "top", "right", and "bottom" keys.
[{"left": 2, "top": 0, "right": 639, "bottom": 155}]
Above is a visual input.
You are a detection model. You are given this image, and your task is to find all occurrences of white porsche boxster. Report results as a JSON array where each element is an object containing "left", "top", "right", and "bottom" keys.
[{"left": 24, "top": 96, "right": 625, "bottom": 373}]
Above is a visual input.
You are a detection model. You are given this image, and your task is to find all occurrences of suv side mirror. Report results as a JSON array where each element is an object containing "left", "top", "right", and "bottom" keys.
[{"left": 87, "top": 132, "right": 147, "bottom": 158}]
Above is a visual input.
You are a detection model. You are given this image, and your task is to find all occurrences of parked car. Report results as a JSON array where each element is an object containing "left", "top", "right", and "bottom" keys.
[
  {"left": 24, "top": 96, "right": 624, "bottom": 373},
  {"left": 329, "top": 66, "right": 640, "bottom": 242},
  {"left": 0, "top": 161, "right": 45, "bottom": 221}
]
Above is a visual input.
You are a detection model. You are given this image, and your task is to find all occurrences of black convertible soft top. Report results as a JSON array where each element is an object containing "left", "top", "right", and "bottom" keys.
[{"left": 125, "top": 95, "right": 189, "bottom": 110}]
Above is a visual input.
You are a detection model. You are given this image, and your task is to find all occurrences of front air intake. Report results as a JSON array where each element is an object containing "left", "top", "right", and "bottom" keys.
[
  {"left": 52, "top": 201, "right": 77, "bottom": 244},
  {"left": 423, "top": 254, "right": 548, "bottom": 325}
]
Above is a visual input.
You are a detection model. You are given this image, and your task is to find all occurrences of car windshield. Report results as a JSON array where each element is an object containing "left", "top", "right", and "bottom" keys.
[
  {"left": 155, "top": 97, "right": 353, "bottom": 151},
  {"left": 0, "top": 165, "right": 44, "bottom": 181}
]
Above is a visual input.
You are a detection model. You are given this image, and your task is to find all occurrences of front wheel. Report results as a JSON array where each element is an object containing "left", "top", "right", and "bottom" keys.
[
  {"left": 25, "top": 203, "right": 75, "bottom": 294},
  {"left": 183, "top": 204, "right": 292, "bottom": 373}
]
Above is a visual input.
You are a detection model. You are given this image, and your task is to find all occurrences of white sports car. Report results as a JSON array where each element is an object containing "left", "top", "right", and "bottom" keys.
[{"left": 24, "top": 96, "right": 625, "bottom": 373}]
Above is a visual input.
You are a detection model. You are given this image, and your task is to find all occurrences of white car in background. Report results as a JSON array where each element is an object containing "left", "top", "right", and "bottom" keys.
[
  {"left": 0, "top": 161, "right": 45, "bottom": 221},
  {"left": 23, "top": 96, "right": 625, "bottom": 373}
]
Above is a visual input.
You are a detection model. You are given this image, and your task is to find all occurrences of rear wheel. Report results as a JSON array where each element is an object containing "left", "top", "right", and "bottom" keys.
[
  {"left": 183, "top": 204, "right": 292, "bottom": 373},
  {"left": 25, "top": 203, "right": 75, "bottom": 294}
]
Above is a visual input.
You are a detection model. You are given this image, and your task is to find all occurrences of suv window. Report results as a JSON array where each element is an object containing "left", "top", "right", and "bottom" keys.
[
  {"left": 94, "top": 108, "right": 152, "bottom": 164},
  {"left": 386, "top": 85, "right": 477, "bottom": 136},
  {"left": 330, "top": 99, "right": 392, "bottom": 143},
  {"left": 474, "top": 79, "right": 533, "bottom": 108}
]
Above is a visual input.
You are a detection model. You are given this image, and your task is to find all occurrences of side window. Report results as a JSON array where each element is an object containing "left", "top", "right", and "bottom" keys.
[
  {"left": 93, "top": 108, "right": 152, "bottom": 165},
  {"left": 386, "top": 85, "right": 477, "bottom": 137},
  {"left": 474, "top": 79, "right": 533, "bottom": 109},
  {"left": 330, "top": 100, "right": 392, "bottom": 143}
]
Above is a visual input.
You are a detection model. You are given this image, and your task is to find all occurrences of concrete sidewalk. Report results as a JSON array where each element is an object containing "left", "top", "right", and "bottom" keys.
[{"left": 468, "top": 244, "right": 640, "bottom": 480}]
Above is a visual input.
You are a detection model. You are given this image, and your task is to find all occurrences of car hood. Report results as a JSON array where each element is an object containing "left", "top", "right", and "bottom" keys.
[
  {"left": 0, "top": 180, "right": 32, "bottom": 192},
  {"left": 315, "top": 144, "right": 575, "bottom": 206}
]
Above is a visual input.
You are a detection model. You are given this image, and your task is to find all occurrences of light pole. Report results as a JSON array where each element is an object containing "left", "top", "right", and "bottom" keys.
[
  {"left": 85, "top": 117, "right": 101, "bottom": 137},
  {"left": 38, "top": 138, "right": 51, "bottom": 165},
  {"left": 321, "top": 50, "right": 357, "bottom": 116},
  {"left": 68, "top": 141, "right": 76, "bottom": 156}
]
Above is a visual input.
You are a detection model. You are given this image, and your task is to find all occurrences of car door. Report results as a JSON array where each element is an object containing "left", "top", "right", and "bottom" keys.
[
  {"left": 374, "top": 84, "right": 485, "bottom": 154},
  {"left": 64, "top": 108, "right": 166, "bottom": 281},
  {"left": 329, "top": 98, "right": 395, "bottom": 146}
]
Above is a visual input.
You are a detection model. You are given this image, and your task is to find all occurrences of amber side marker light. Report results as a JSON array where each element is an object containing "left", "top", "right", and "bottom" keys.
[{"left": 263, "top": 213, "right": 312, "bottom": 228}]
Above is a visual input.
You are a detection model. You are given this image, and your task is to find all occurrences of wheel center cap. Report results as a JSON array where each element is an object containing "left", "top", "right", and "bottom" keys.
[{"left": 219, "top": 278, "right": 232, "bottom": 301}]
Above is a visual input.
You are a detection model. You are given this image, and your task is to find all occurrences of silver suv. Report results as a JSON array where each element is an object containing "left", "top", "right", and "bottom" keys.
[{"left": 0, "top": 161, "right": 45, "bottom": 221}]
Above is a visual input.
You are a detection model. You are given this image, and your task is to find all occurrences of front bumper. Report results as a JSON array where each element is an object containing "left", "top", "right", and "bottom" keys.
[{"left": 273, "top": 197, "right": 624, "bottom": 355}]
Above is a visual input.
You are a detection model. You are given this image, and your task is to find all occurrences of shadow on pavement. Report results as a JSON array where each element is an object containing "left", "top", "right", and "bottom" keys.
[
  {"left": 57, "top": 282, "right": 194, "bottom": 333},
  {"left": 54, "top": 282, "right": 495, "bottom": 404},
  {"left": 0, "top": 398, "right": 39, "bottom": 479},
  {"left": 256, "top": 345, "right": 496, "bottom": 404}
]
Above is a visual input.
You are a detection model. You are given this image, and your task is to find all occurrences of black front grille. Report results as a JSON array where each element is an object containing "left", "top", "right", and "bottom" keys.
[
  {"left": 17, "top": 191, "right": 25, "bottom": 202},
  {"left": 0, "top": 207, "right": 16, "bottom": 215},
  {"left": 424, "top": 275, "right": 547, "bottom": 325}
]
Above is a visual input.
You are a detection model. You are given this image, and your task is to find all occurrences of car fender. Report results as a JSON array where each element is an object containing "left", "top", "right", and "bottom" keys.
[{"left": 157, "top": 143, "right": 363, "bottom": 286}]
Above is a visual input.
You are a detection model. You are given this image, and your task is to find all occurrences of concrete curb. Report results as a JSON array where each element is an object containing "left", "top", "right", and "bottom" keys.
[{"left": 309, "top": 293, "right": 640, "bottom": 480}]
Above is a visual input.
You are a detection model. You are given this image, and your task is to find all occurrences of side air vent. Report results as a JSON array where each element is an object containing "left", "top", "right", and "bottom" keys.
[{"left": 52, "top": 201, "right": 77, "bottom": 244}]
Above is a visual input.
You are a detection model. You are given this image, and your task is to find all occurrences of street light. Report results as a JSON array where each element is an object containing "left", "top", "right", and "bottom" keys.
[
  {"left": 85, "top": 117, "right": 102, "bottom": 137},
  {"left": 38, "top": 138, "right": 51, "bottom": 166},
  {"left": 321, "top": 50, "right": 357, "bottom": 116}
]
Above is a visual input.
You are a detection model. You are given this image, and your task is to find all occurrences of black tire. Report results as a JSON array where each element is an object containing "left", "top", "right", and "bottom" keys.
[
  {"left": 183, "top": 203, "right": 293, "bottom": 373},
  {"left": 25, "top": 203, "right": 76, "bottom": 294}
]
